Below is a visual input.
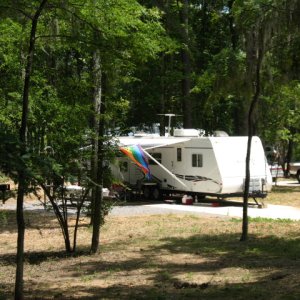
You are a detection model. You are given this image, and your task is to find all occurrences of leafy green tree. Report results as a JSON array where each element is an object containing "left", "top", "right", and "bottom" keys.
[
  {"left": 257, "top": 2, "right": 300, "bottom": 167},
  {"left": 0, "top": 0, "right": 174, "bottom": 258}
]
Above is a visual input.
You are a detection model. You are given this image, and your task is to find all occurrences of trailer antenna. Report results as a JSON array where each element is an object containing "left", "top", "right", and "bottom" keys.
[{"left": 157, "top": 113, "right": 182, "bottom": 137}]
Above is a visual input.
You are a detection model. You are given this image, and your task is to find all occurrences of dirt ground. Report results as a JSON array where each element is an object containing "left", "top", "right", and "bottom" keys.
[{"left": 1, "top": 185, "right": 300, "bottom": 299}]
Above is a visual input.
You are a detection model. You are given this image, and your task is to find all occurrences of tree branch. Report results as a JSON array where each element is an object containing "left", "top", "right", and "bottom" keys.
[
  {"left": 0, "top": 5, "right": 32, "bottom": 19},
  {"left": 47, "top": 3, "right": 103, "bottom": 35}
]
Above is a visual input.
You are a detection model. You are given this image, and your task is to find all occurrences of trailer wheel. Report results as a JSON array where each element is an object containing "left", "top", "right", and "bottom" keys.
[
  {"left": 143, "top": 186, "right": 151, "bottom": 199},
  {"left": 296, "top": 171, "right": 300, "bottom": 183},
  {"left": 152, "top": 187, "right": 161, "bottom": 201}
]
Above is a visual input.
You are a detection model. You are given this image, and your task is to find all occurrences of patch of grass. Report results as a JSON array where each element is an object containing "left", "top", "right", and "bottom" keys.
[
  {"left": 272, "top": 185, "right": 300, "bottom": 193},
  {"left": 81, "top": 272, "right": 98, "bottom": 282},
  {"left": 158, "top": 270, "right": 172, "bottom": 281},
  {"left": 230, "top": 218, "right": 242, "bottom": 223},
  {"left": 230, "top": 217, "right": 298, "bottom": 224},
  {"left": 249, "top": 217, "right": 296, "bottom": 223},
  {"left": 0, "top": 211, "right": 8, "bottom": 226},
  {"left": 267, "top": 185, "right": 300, "bottom": 207}
]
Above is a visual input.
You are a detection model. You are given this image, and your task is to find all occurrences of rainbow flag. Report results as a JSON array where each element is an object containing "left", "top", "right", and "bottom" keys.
[{"left": 120, "top": 145, "right": 151, "bottom": 179}]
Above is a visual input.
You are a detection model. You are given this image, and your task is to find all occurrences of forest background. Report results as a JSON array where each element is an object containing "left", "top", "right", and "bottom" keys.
[{"left": 1, "top": 0, "right": 300, "bottom": 165}]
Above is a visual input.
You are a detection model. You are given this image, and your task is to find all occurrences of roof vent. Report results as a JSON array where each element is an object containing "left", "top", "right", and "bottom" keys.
[
  {"left": 173, "top": 129, "right": 199, "bottom": 137},
  {"left": 213, "top": 131, "right": 229, "bottom": 137}
]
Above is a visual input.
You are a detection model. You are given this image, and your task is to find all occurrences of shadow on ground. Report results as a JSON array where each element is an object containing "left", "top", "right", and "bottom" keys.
[{"left": 2, "top": 232, "right": 300, "bottom": 299}]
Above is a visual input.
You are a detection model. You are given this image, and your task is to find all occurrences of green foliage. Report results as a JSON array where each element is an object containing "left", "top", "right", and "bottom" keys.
[
  {"left": 259, "top": 81, "right": 300, "bottom": 154},
  {"left": 1, "top": 0, "right": 300, "bottom": 186},
  {"left": 0, "top": 211, "right": 8, "bottom": 227},
  {"left": 0, "top": 0, "right": 171, "bottom": 180},
  {"left": 0, "top": 126, "right": 22, "bottom": 181},
  {"left": 0, "top": 18, "right": 23, "bottom": 132}
]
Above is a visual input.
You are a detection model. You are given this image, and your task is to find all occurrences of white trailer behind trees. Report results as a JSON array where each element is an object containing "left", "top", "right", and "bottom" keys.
[{"left": 114, "top": 129, "right": 272, "bottom": 201}]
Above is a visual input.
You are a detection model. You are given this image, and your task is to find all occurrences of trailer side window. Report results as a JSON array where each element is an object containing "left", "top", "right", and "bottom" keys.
[
  {"left": 192, "top": 154, "right": 203, "bottom": 167},
  {"left": 177, "top": 148, "right": 182, "bottom": 162},
  {"left": 149, "top": 153, "right": 162, "bottom": 165}
]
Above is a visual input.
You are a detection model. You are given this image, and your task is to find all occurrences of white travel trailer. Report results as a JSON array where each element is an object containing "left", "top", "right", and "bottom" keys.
[{"left": 115, "top": 128, "right": 272, "bottom": 201}]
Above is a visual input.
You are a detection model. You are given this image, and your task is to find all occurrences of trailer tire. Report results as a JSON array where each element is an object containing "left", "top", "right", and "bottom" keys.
[
  {"left": 143, "top": 186, "right": 151, "bottom": 200},
  {"left": 296, "top": 171, "right": 300, "bottom": 183},
  {"left": 152, "top": 187, "right": 161, "bottom": 201}
]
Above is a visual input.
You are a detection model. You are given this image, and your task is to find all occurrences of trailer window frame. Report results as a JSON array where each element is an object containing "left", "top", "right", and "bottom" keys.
[
  {"left": 192, "top": 153, "right": 203, "bottom": 167},
  {"left": 177, "top": 148, "right": 182, "bottom": 162}
]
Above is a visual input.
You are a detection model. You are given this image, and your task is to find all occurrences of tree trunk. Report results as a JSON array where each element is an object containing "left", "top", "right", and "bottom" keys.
[
  {"left": 160, "top": 55, "right": 166, "bottom": 136},
  {"left": 90, "top": 45, "right": 105, "bottom": 254},
  {"left": 41, "top": 184, "right": 80, "bottom": 253},
  {"left": 240, "top": 28, "right": 264, "bottom": 242},
  {"left": 90, "top": 103, "right": 105, "bottom": 254},
  {"left": 73, "top": 189, "right": 89, "bottom": 251},
  {"left": 90, "top": 159, "right": 103, "bottom": 254},
  {"left": 228, "top": 0, "right": 238, "bottom": 50},
  {"left": 15, "top": 174, "right": 26, "bottom": 300},
  {"left": 180, "top": 0, "right": 192, "bottom": 128},
  {"left": 15, "top": 1, "right": 48, "bottom": 299},
  {"left": 284, "top": 138, "right": 293, "bottom": 177},
  {"left": 90, "top": 47, "right": 102, "bottom": 224}
]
